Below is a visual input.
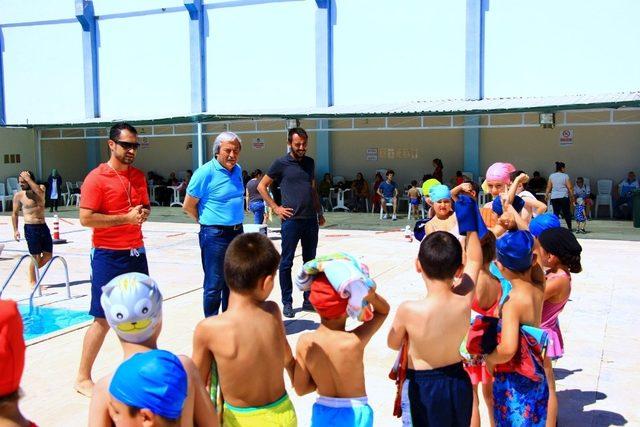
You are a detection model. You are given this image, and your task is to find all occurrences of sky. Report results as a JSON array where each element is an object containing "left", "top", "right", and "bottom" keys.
[{"left": 0, "top": 0, "right": 639, "bottom": 124}]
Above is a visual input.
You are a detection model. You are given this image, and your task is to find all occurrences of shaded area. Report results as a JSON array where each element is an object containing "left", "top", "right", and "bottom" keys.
[
  {"left": 44, "top": 279, "right": 91, "bottom": 289},
  {"left": 554, "top": 367, "right": 583, "bottom": 381},
  {"left": 284, "top": 319, "right": 319, "bottom": 335},
  {"left": 558, "top": 390, "right": 627, "bottom": 426}
]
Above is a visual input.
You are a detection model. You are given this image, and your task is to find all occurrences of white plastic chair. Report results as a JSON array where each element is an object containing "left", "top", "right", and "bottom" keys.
[
  {"left": 462, "top": 172, "right": 474, "bottom": 181},
  {"left": 595, "top": 179, "right": 613, "bottom": 219},
  {"left": 379, "top": 198, "right": 394, "bottom": 219},
  {"left": 6, "top": 177, "right": 19, "bottom": 195},
  {"left": 0, "top": 183, "right": 12, "bottom": 212},
  {"left": 66, "top": 181, "right": 80, "bottom": 206},
  {"left": 332, "top": 188, "right": 350, "bottom": 212}
]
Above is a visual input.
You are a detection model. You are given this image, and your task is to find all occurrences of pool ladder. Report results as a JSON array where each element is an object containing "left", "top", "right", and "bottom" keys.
[{"left": 0, "top": 255, "right": 72, "bottom": 307}]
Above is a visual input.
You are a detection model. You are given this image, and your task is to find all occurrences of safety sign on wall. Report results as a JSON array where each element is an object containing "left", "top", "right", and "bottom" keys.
[
  {"left": 253, "top": 138, "right": 265, "bottom": 149},
  {"left": 559, "top": 129, "right": 574, "bottom": 146},
  {"left": 366, "top": 148, "right": 378, "bottom": 161}
]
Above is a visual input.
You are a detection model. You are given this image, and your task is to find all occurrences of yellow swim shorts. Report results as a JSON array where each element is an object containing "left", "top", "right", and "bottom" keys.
[{"left": 222, "top": 393, "right": 297, "bottom": 427}]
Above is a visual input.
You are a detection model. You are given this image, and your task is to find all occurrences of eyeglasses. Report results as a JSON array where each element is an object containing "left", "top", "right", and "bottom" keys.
[{"left": 114, "top": 140, "right": 141, "bottom": 151}]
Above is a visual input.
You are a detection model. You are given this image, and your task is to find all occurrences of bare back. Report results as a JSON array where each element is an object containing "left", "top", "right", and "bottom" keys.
[
  {"left": 198, "top": 301, "right": 289, "bottom": 407},
  {"left": 402, "top": 292, "right": 470, "bottom": 370},
  {"left": 14, "top": 189, "right": 46, "bottom": 224},
  {"left": 505, "top": 278, "right": 544, "bottom": 328},
  {"left": 298, "top": 329, "right": 366, "bottom": 398}
]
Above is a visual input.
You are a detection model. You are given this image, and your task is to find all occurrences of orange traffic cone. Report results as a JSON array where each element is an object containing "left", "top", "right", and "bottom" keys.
[{"left": 52, "top": 214, "right": 67, "bottom": 244}]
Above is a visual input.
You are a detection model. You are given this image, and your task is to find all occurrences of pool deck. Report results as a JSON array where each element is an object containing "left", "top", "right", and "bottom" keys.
[{"left": 0, "top": 208, "right": 638, "bottom": 426}]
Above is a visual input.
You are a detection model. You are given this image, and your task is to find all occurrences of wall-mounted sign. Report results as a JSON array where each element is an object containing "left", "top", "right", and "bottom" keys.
[
  {"left": 559, "top": 129, "right": 574, "bottom": 146},
  {"left": 253, "top": 137, "right": 265, "bottom": 149},
  {"left": 366, "top": 148, "right": 378, "bottom": 161}
]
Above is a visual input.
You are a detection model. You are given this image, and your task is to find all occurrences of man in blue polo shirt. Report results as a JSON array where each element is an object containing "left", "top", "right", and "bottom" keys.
[
  {"left": 183, "top": 131, "right": 244, "bottom": 317},
  {"left": 378, "top": 169, "right": 399, "bottom": 220},
  {"left": 258, "top": 127, "right": 325, "bottom": 318}
]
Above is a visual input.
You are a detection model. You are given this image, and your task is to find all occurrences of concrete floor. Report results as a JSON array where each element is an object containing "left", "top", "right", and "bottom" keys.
[{"left": 0, "top": 208, "right": 638, "bottom": 426}]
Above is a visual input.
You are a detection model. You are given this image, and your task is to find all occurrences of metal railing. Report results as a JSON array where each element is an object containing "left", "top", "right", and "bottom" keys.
[
  {"left": 0, "top": 254, "right": 40, "bottom": 298},
  {"left": 29, "top": 256, "right": 71, "bottom": 309}
]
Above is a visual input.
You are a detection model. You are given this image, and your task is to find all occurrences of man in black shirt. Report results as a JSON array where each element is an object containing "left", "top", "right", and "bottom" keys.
[{"left": 258, "top": 127, "right": 325, "bottom": 318}]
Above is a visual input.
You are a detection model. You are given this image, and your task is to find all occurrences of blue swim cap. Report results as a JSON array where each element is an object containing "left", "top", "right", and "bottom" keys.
[
  {"left": 429, "top": 184, "right": 451, "bottom": 202},
  {"left": 492, "top": 195, "right": 526, "bottom": 216},
  {"left": 109, "top": 350, "right": 187, "bottom": 420},
  {"left": 529, "top": 213, "right": 561, "bottom": 238},
  {"left": 496, "top": 230, "right": 534, "bottom": 272}
]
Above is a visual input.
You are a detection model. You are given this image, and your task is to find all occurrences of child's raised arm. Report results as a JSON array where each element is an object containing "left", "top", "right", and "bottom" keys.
[
  {"left": 450, "top": 182, "right": 473, "bottom": 202},
  {"left": 354, "top": 290, "right": 390, "bottom": 346},
  {"left": 387, "top": 302, "right": 408, "bottom": 351}
]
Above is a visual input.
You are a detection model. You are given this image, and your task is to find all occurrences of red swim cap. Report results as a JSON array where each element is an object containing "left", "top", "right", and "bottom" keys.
[
  {"left": 0, "top": 300, "right": 25, "bottom": 396},
  {"left": 309, "top": 273, "right": 348, "bottom": 320}
]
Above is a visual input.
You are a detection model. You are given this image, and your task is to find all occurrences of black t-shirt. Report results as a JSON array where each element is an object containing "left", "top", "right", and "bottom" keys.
[{"left": 267, "top": 154, "right": 316, "bottom": 219}]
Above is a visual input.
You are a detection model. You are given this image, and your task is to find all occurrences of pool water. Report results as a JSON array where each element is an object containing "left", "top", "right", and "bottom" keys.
[{"left": 19, "top": 304, "right": 93, "bottom": 341}]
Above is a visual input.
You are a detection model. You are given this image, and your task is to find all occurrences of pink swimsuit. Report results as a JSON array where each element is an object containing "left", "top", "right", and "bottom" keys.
[{"left": 541, "top": 270, "right": 571, "bottom": 359}]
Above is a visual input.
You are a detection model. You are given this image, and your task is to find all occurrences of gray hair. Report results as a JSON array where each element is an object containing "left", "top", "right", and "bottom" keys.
[{"left": 213, "top": 131, "right": 242, "bottom": 155}]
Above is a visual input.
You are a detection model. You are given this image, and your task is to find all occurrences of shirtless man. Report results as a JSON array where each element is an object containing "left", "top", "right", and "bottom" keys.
[
  {"left": 388, "top": 195, "right": 483, "bottom": 426},
  {"left": 294, "top": 279, "right": 389, "bottom": 427},
  {"left": 11, "top": 170, "right": 52, "bottom": 287}
]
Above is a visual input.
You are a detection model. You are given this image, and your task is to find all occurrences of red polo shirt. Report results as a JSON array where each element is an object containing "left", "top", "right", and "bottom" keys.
[{"left": 80, "top": 163, "right": 149, "bottom": 250}]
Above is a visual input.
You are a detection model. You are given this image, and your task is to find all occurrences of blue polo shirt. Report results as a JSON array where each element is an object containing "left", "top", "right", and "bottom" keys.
[
  {"left": 187, "top": 159, "right": 244, "bottom": 226},
  {"left": 379, "top": 180, "right": 397, "bottom": 198}
]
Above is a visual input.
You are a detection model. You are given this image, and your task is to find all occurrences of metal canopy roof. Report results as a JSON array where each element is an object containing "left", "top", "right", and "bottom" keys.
[{"left": 13, "top": 91, "right": 640, "bottom": 129}]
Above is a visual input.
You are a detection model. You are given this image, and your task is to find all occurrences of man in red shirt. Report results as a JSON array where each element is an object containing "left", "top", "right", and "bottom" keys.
[{"left": 74, "top": 122, "right": 150, "bottom": 397}]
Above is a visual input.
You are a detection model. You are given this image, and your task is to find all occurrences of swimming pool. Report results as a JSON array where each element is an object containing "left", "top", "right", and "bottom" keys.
[{"left": 19, "top": 304, "right": 93, "bottom": 342}]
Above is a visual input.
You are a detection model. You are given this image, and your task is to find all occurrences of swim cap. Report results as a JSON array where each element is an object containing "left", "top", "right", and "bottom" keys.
[
  {"left": 309, "top": 273, "right": 348, "bottom": 320},
  {"left": 492, "top": 195, "right": 525, "bottom": 215},
  {"left": 485, "top": 162, "right": 516, "bottom": 184},
  {"left": 101, "top": 273, "right": 162, "bottom": 344},
  {"left": 529, "top": 213, "right": 561, "bottom": 238},
  {"left": 0, "top": 300, "right": 25, "bottom": 396},
  {"left": 421, "top": 178, "right": 441, "bottom": 197},
  {"left": 496, "top": 230, "right": 534, "bottom": 272},
  {"left": 538, "top": 227, "right": 582, "bottom": 259},
  {"left": 109, "top": 350, "right": 187, "bottom": 420},
  {"left": 429, "top": 184, "right": 451, "bottom": 203}
]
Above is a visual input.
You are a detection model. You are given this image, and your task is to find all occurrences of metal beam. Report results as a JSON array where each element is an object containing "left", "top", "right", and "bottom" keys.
[
  {"left": 75, "top": 0, "right": 100, "bottom": 118},
  {"left": 314, "top": 0, "right": 334, "bottom": 178},
  {"left": 0, "top": 27, "right": 6, "bottom": 125},
  {"left": 185, "top": 1, "right": 207, "bottom": 169}
]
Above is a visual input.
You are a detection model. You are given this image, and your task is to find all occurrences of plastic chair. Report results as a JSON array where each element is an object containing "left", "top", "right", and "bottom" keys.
[
  {"left": 595, "top": 179, "right": 613, "bottom": 219},
  {"left": 379, "top": 199, "right": 394, "bottom": 219},
  {"left": 66, "top": 182, "right": 80, "bottom": 206},
  {"left": 462, "top": 172, "right": 473, "bottom": 181},
  {"left": 332, "top": 189, "right": 350, "bottom": 212},
  {"left": 6, "top": 177, "right": 19, "bottom": 195},
  {"left": 0, "top": 183, "right": 12, "bottom": 212}
]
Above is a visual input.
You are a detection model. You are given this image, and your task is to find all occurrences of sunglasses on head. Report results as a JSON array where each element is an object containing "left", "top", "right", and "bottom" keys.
[{"left": 114, "top": 140, "right": 141, "bottom": 150}]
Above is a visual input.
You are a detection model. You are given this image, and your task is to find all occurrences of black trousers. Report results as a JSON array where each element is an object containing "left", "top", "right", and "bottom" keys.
[{"left": 551, "top": 197, "right": 572, "bottom": 230}]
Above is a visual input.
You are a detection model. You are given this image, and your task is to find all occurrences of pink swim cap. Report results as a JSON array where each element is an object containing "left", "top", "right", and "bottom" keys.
[{"left": 485, "top": 162, "right": 516, "bottom": 184}]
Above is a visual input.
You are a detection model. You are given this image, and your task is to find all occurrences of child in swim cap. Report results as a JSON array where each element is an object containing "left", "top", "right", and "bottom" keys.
[
  {"left": 108, "top": 350, "right": 187, "bottom": 426},
  {"left": 425, "top": 185, "right": 463, "bottom": 241}
]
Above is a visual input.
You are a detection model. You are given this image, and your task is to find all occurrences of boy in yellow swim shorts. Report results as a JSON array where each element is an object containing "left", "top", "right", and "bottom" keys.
[{"left": 192, "top": 233, "right": 297, "bottom": 426}]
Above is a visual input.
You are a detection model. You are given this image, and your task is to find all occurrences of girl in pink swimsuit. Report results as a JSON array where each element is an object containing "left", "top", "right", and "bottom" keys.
[{"left": 537, "top": 227, "right": 583, "bottom": 427}]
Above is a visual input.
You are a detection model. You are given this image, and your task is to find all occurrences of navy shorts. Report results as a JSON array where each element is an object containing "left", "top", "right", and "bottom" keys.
[
  {"left": 89, "top": 247, "right": 149, "bottom": 318},
  {"left": 407, "top": 362, "right": 472, "bottom": 427},
  {"left": 24, "top": 223, "right": 53, "bottom": 255}
]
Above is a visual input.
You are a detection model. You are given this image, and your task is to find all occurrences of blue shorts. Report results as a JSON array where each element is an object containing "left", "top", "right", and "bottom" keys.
[
  {"left": 410, "top": 198, "right": 419, "bottom": 206},
  {"left": 89, "top": 247, "right": 149, "bottom": 318},
  {"left": 407, "top": 363, "right": 472, "bottom": 427},
  {"left": 311, "top": 396, "right": 373, "bottom": 427},
  {"left": 24, "top": 223, "right": 53, "bottom": 255}
]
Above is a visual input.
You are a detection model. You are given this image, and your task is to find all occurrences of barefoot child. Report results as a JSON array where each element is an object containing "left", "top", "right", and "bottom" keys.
[
  {"left": 407, "top": 180, "right": 421, "bottom": 218},
  {"left": 485, "top": 231, "right": 548, "bottom": 426},
  {"left": 293, "top": 274, "right": 390, "bottom": 426},
  {"left": 192, "top": 233, "right": 296, "bottom": 426},
  {"left": 107, "top": 350, "right": 188, "bottom": 427},
  {"left": 89, "top": 273, "right": 216, "bottom": 427},
  {"left": 537, "top": 227, "right": 582, "bottom": 427},
  {"left": 388, "top": 195, "right": 485, "bottom": 426}
]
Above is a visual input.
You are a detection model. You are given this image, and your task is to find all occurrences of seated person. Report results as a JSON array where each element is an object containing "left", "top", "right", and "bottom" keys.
[
  {"left": 614, "top": 171, "right": 639, "bottom": 218},
  {"left": 378, "top": 170, "right": 399, "bottom": 220},
  {"left": 351, "top": 172, "right": 370, "bottom": 212},
  {"left": 526, "top": 171, "right": 547, "bottom": 196},
  {"left": 318, "top": 173, "right": 333, "bottom": 211},
  {"left": 573, "top": 177, "right": 593, "bottom": 219}
]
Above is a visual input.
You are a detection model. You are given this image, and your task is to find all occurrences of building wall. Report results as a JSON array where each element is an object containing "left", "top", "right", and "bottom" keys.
[
  {"left": 480, "top": 125, "right": 640, "bottom": 184},
  {"left": 0, "top": 127, "right": 37, "bottom": 183},
  {"left": 41, "top": 139, "right": 93, "bottom": 183}
]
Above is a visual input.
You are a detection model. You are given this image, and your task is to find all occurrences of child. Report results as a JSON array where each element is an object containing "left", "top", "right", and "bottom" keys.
[
  {"left": 407, "top": 180, "right": 421, "bottom": 218},
  {"left": 377, "top": 170, "right": 398, "bottom": 220},
  {"left": 464, "top": 231, "right": 500, "bottom": 427},
  {"left": 192, "top": 233, "right": 296, "bottom": 426},
  {"left": 485, "top": 231, "right": 548, "bottom": 426},
  {"left": 388, "top": 195, "right": 484, "bottom": 426},
  {"left": 424, "top": 185, "right": 461, "bottom": 240},
  {"left": 293, "top": 274, "right": 390, "bottom": 426},
  {"left": 89, "top": 273, "right": 217, "bottom": 427},
  {"left": 0, "top": 300, "right": 38, "bottom": 427},
  {"left": 108, "top": 350, "right": 188, "bottom": 426},
  {"left": 574, "top": 197, "right": 587, "bottom": 233},
  {"left": 482, "top": 162, "right": 516, "bottom": 209},
  {"left": 537, "top": 227, "right": 582, "bottom": 427}
]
